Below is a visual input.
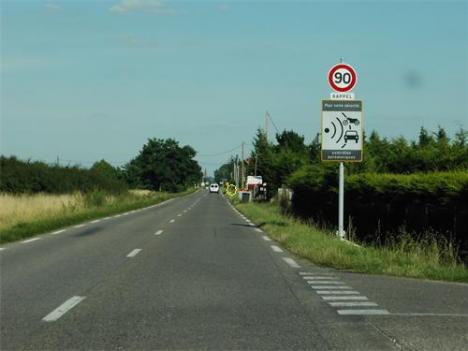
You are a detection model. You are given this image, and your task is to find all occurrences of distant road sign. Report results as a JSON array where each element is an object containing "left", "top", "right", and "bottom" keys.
[
  {"left": 321, "top": 100, "right": 363, "bottom": 162},
  {"left": 328, "top": 64, "right": 357, "bottom": 92}
]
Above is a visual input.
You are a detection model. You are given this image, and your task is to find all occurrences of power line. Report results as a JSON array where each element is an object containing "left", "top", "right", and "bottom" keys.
[{"left": 197, "top": 144, "right": 242, "bottom": 157}]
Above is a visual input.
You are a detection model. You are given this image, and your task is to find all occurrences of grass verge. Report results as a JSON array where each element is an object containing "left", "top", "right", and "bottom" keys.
[
  {"left": 0, "top": 189, "right": 196, "bottom": 244},
  {"left": 235, "top": 201, "right": 468, "bottom": 283}
]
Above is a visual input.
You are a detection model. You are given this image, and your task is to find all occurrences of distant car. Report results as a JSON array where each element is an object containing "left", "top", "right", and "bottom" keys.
[
  {"left": 344, "top": 130, "right": 359, "bottom": 143},
  {"left": 209, "top": 183, "right": 219, "bottom": 193}
]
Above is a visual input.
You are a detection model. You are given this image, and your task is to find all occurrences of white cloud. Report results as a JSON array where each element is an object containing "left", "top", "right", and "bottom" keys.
[
  {"left": 110, "top": 0, "right": 174, "bottom": 15},
  {"left": 45, "top": 3, "right": 62, "bottom": 11}
]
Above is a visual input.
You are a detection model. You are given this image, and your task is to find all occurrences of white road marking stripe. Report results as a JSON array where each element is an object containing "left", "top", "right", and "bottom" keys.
[
  {"left": 337, "top": 309, "right": 390, "bottom": 316},
  {"left": 299, "top": 272, "right": 333, "bottom": 276},
  {"left": 310, "top": 286, "right": 351, "bottom": 289},
  {"left": 126, "top": 249, "right": 142, "bottom": 258},
  {"left": 0, "top": 247, "right": 5, "bottom": 251},
  {"left": 329, "top": 302, "right": 378, "bottom": 307},
  {"left": 169, "top": 219, "right": 175, "bottom": 223},
  {"left": 52, "top": 229, "right": 65, "bottom": 235},
  {"left": 282, "top": 257, "right": 300, "bottom": 268},
  {"left": 90, "top": 219, "right": 100, "bottom": 224},
  {"left": 122, "top": 213, "right": 129, "bottom": 216},
  {"left": 271, "top": 245, "right": 283, "bottom": 253},
  {"left": 177, "top": 214, "right": 182, "bottom": 217},
  {"left": 73, "top": 224, "right": 85, "bottom": 228},
  {"left": 115, "top": 214, "right": 122, "bottom": 217},
  {"left": 22, "top": 238, "right": 40, "bottom": 243},
  {"left": 255, "top": 228, "right": 262, "bottom": 232},
  {"left": 322, "top": 296, "right": 369, "bottom": 301},
  {"left": 42, "top": 296, "right": 86, "bottom": 322},
  {"left": 155, "top": 230, "right": 163, "bottom": 235},
  {"left": 307, "top": 281, "right": 344, "bottom": 284},
  {"left": 303, "top": 276, "right": 337, "bottom": 280},
  {"left": 262, "top": 235, "right": 271, "bottom": 241},
  {"left": 316, "top": 290, "right": 360, "bottom": 295},
  {"left": 102, "top": 217, "right": 111, "bottom": 220}
]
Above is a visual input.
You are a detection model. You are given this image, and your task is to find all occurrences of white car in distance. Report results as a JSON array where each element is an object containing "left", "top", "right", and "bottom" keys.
[{"left": 209, "top": 183, "right": 219, "bottom": 194}]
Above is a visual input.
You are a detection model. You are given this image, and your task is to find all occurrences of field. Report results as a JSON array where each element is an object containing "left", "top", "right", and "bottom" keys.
[{"left": 0, "top": 190, "right": 190, "bottom": 244}]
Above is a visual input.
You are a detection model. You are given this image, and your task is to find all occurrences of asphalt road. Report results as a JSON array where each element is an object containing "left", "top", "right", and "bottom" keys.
[{"left": 1, "top": 190, "right": 467, "bottom": 350}]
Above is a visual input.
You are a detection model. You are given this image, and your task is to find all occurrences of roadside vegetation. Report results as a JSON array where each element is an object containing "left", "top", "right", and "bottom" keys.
[
  {"left": 216, "top": 126, "right": 468, "bottom": 264},
  {"left": 0, "top": 137, "right": 202, "bottom": 244},
  {"left": 0, "top": 189, "right": 195, "bottom": 244},
  {"left": 235, "top": 201, "right": 468, "bottom": 283}
]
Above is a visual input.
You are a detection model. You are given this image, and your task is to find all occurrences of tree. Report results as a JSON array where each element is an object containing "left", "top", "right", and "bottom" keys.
[{"left": 124, "top": 138, "right": 201, "bottom": 192}]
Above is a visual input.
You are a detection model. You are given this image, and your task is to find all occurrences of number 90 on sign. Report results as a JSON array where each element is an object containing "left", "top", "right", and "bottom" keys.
[{"left": 328, "top": 64, "right": 357, "bottom": 93}]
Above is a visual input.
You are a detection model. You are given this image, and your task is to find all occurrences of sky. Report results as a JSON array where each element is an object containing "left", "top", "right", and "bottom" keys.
[{"left": 1, "top": 0, "right": 467, "bottom": 175}]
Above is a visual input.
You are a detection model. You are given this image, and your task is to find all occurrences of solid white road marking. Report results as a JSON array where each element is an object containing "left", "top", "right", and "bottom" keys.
[
  {"left": 126, "top": 249, "right": 142, "bottom": 258},
  {"left": 310, "top": 286, "right": 351, "bottom": 290},
  {"left": 52, "top": 229, "right": 65, "bottom": 235},
  {"left": 115, "top": 214, "right": 122, "bottom": 218},
  {"left": 0, "top": 248, "right": 5, "bottom": 251},
  {"left": 73, "top": 224, "right": 85, "bottom": 228},
  {"left": 42, "top": 296, "right": 86, "bottom": 322},
  {"left": 155, "top": 230, "right": 163, "bottom": 235},
  {"left": 282, "top": 257, "right": 300, "bottom": 268},
  {"left": 102, "top": 217, "right": 111, "bottom": 220},
  {"left": 329, "top": 302, "right": 378, "bottom": 307},
  {"left": 90, "top": 219, "right": 101, "bottom": 224},
  {"left": 316, "top": 290, "right": 360, "bottom": 295},
  {"left": 262, "top": 235, "right": 271, "bottom": 241},
  {"left": 322, "top": 296, "right": 369, "bottom": 301},
  {"left": 255, "top": 228, "right": 262, "bottom": 232},
  {"left": 271, "top": 245, "right": 283, "bottom": 253},
  {"left": 337, "top": 309, "right": 390, "bottom": 316},
  {"left": 169, "top": 219, "right": 175, "bottom": 223},
  {"left": 22, "top": 238, "right": 40, "bottom": 243}
]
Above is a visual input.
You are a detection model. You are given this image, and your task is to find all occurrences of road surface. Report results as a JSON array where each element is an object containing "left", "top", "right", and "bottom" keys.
[{"left": 1, "top": 190, "right": 467, "bottom": 350}]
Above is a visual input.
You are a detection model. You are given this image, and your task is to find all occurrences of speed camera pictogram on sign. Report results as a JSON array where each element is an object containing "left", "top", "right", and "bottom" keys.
[{"left": 328, "top": 64, "right": 357, "bottom": 92}]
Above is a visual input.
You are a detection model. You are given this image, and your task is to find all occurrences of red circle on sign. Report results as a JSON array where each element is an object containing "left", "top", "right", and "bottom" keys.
[{"left": 328, "top": 64, "right": 357, "bottom": 92}]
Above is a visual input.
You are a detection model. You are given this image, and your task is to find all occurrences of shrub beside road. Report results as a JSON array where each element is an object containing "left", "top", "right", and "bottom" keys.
[{"left": 235, "top": 201, "right": 468, "bottom": 283}]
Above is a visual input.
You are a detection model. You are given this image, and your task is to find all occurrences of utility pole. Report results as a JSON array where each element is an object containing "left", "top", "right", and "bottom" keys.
[
  {"left": 254, "top": 154, "right": 258, "bottom": 176},
  {"left": 264, "top": 111, "right": 270, "bottom": 141},
  {"left": 241, "top": 142, "right": 245, "bottom": 189}
]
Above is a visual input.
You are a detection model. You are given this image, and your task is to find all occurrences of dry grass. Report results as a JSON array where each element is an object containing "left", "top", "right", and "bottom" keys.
[{"left": 0, "top": 193, "right": 86, "bottom": 231}]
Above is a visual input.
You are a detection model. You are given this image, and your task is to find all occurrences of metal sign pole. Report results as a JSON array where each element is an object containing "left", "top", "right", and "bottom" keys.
[{"left": 338, "top": 162, "right": 345, "bottom": 239}]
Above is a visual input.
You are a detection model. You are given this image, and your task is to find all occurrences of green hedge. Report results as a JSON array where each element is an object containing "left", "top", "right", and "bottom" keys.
[
  {"left": 289, "top": 167, "right": 468, "bottom": 262},
  {"left": 0, "top": 156, "right": 127, "bottom": 194}
]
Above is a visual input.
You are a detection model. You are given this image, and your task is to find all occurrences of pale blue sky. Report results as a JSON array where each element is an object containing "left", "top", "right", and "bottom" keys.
[{"left": 1, "top": 0, "right": 467, "bottom": 174}]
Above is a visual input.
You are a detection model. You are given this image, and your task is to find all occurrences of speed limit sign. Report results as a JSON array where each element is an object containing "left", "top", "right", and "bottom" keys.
[{"left": 328, "top": 64, "right": 357, "bottom": 92}]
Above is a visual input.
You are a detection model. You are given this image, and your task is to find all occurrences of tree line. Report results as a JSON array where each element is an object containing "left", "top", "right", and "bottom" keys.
[{"left": 1, "top": 138, "right": 202, "bottom": 194}]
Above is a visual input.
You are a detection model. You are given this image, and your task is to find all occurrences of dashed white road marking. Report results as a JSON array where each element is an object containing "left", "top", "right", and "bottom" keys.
[
  {"left": 52, "top": 229, "right": 66, "bottom": 235},
  {"left": 306, "top": 281, "right": 344, "bottom": 285},
  {"left": 73, "top": 224, "right": 85, "bottom": 228},
  {"left": 90, "top": 219, "right": 101, "bottom": 224},
  {"left": 155, "top": 230, "right": 163, "bottom": 235},
  {"left": 337, "top": 309, "right": 390, "bottom": 316},
  {"left": 310, "top": 286, "right": 352, "bottom": 290},
  {"left": 262, "top": 235, "right": 271, "bottom": 241},
  {"left": 122, "top": 213, "right": 129, "bottom": 216},
  {"left": 42, "top": 296, "right": 86, "bottom": 322},
  {"left": 102, "top": 217, "right": 111, "bottom": 220},
  {"left": 329, "top": 302, "right": 378, "bottom": 307},
  {"left": 303, "top": 276, "right": 337, "bottom": 280},
  {"left": 299, "top": 272, "right": 334, "bottom": 276},
  {"left": 322, "top": 296, "right": 369, "bottom": 301},
  {"left": 255, "top": 228, "right": 262, "bottom": 232},
  {"left": 0, "top": 247, "right": 5, "bottom": 251},
  {"left": 177, "top": 214, "right": 182, "bottom": 217},
  {"left": 126, "top": 249, "right": 142, "bottom": 258},
  {"left": 169, "top": 219, "right": 175, "bottom": 223},
  {"left": 22, "top": 238, "right": 40, "bottom": 243},
  {"left": 114, "top": 214, "right": 122, "bottom": 218},
  {"left": 282, "top": 257, "right": 300, "bottom": 268},
  {"left": 271, "top": 245, "right": 283, "bottom": 253},
  {"left": 316, "top": 290, "right": 360, "bottom": 295}
]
